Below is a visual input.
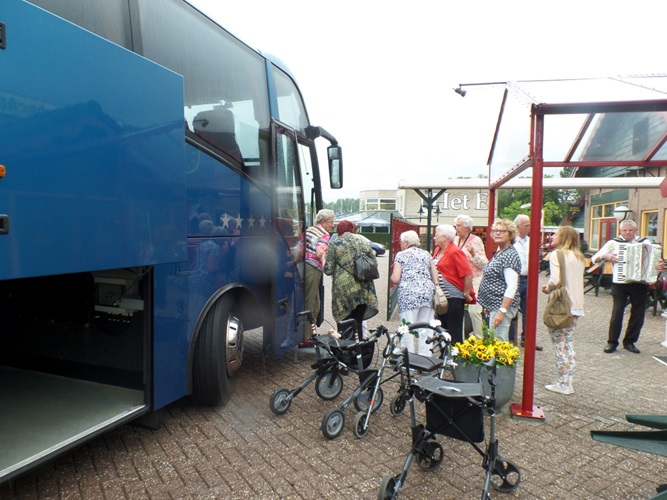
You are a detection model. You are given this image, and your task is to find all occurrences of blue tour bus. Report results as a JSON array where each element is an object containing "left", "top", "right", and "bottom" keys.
[{"left": 0, "top": 0, "right": 342, "bottom": 482}]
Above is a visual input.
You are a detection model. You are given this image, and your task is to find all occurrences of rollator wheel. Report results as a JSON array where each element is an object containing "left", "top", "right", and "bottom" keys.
[
  {"left": 354, "top": 387, "right": 384, "bottom": 413},
  {"left": 416, "top": 439, "right": 444, "bottom": 471},
  {"left": 378, "top": 474, "right": 399, "bottom": 500},
  {"left": 353, "top": 410, "right": 370, "bottom": 438},
  {"left": 269, "top": 388, "right": 292, "bottom": 415},
  {"left": 490, "top": 458, "right": 521, "bottom": 492},
  {"left": 321, "top": 408, "right": 345, "bottom": 440},
  {"left": 389, "top": 393, "right": 406, "bottom": 416},
  {"left": 315, "top": 371, "right": 344, "bottom": 400}
]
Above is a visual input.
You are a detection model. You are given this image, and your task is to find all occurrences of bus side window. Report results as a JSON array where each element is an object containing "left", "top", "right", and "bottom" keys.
[{"left": 193, "top": 106, "right": 243, "bottom": 164}]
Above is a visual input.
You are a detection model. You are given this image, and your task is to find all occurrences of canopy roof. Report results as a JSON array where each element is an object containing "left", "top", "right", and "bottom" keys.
[
  {"left": 486, "top": 75, "right": 667, "bottom": 187},
  {"left": 333, "top": 213, "right": 390, "bottom": 227}
]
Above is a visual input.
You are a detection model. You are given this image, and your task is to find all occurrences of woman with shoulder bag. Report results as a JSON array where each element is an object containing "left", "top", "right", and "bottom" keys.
[
  {"left": 390, "top": 230, "right": 439, "bottom": 355},
  {"left": 432, "top": 224, "right": 473, "bottom": 346},
  {"left": 324, "top": 220, "right": 379, "bottom": 338},
  {"left": 541, "top": 226, "right": 585, "bottom": 395}
]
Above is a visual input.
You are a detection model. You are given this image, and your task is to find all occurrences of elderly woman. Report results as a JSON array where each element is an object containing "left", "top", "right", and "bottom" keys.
[
  {"left": 302, "top": 209, "right": 335, "bottom": 347},
  {"left": 324, "top": 220, "right": 378, "bottom": 338},
  {"left": 454, "top": 214, "right": 488, "bottom": 338},
  {"left": 432, "top": 224, "right": 473, "bottom": 345},
  {"left": 390, "top": 230, "right": 438, "bottom": 355},
  {"left": 478, "top": 219, "right": 521, "bottom": 342}
]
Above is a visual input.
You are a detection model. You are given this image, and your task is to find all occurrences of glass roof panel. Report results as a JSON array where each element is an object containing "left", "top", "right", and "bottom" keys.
[
  {"left": 511, "top": 76, "right": 667, "bottom": 105},
  {"left": 488, "top": 76, "right": 667, "bottom": 182},
  {"left": 489, "top": 88, "right": 531, "bottom": 182}
]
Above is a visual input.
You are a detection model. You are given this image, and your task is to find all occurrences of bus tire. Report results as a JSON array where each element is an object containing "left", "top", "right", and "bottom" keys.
[{"left": 192, "top": 296, "right": 244, "bottom": 406}]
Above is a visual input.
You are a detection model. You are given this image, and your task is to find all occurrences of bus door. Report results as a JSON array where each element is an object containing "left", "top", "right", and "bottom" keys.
[{"left": 273, "top": 124, "right": 306, "bottom": 355}]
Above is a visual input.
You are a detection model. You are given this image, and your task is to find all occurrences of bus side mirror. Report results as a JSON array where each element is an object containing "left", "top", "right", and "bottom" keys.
[{"left": 328, "top": 145, "right": 343, "bottom": 189}]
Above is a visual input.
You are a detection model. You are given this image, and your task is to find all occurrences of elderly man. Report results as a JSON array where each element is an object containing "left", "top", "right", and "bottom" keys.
[
  {"left": 301, "top": 209, "right": 335, "bottom": 347},
  {"left": 592, "top": 219, "right": 648, "bottom": 354},
  {"left": 509, "top": 214, "right": 543, "bottom": 350}
]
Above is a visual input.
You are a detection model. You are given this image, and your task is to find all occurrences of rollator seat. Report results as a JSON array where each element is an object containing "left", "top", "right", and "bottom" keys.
[
  {"left": 390, "top": 353, "right": 442, "bottom": 373},
  {"left": 315, "top": 334, "right": 359, "bottom": 349},
  {"left": 416, "top": 375, "right": 484, "bottom": 399}
]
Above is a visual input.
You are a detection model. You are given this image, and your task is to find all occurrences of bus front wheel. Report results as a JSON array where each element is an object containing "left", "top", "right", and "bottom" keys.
[{"left": 192, "top": 296, "right": 244, "bottom": 406}]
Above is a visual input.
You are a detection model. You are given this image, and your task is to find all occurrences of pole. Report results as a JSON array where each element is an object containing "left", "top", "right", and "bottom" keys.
[
  {"left": 486, "top": 189, "right": 496, "bottom": 259},
  {"left": 511, "top": 109, "right": 545, "bottom": 420},
  {"left": 414, "top": 188, "right": 445, "bottom": 253}
]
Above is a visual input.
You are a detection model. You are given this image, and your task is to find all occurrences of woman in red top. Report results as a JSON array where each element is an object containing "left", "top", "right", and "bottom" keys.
[{"left": 433, "top": 224, "right": 473, "bottom": 345}]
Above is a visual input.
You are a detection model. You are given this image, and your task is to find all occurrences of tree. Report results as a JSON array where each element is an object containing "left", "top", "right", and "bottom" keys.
[{"left": 497, "top": 171, "right": 581, "bottom": 225}]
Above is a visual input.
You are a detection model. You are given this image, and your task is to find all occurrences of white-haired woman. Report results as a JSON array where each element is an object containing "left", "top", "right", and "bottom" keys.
[
  {"left": 454, "top": 214, "right": 488, "bottom": 338},
  {"left": 390, "top": 230, "right": 438, "bottom": 355},
  {"left": 432, "top": 224, "right": 473, "bottom": 346}
]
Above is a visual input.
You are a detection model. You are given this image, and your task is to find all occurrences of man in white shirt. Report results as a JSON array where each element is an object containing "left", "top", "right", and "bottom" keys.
[
  {"left": 510, "top": 214, "right": 543, "bottom": 350},
  {"left": 592, "top": 219, "right": 648, "bottom": 354}
]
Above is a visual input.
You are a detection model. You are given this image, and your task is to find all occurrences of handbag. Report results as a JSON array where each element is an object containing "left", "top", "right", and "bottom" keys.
[
  {"left": 434, "top": 285, "right": 449, "bottom": 315},
  {"left": 353, "top": 252, "right": 380, "bottom": 281},
  {"left": 543, "top": 250, "right": 574, "bottom": 330}
]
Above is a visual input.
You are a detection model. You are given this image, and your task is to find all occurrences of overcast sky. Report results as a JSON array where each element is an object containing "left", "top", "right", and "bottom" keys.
[{"left": 188, "top": 0, "right": 664, "bottom": 201}]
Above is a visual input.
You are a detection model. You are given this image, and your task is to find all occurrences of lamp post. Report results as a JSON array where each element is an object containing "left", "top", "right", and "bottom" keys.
[
  {"left": 414, "top": 189, "right": 445, "bottom": 252},
  {"left": 613, "top": 205, "right": 632, "bottom": 222},
  {"left": 434, "top": 204, "right": 442, "bottom": 222}
]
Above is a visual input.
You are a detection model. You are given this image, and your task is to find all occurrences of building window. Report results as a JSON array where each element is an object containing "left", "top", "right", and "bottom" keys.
[
  {"left": 642, "top": 210, "right": 658, "bottom": 242},
  {"left": 362, "top": 198, "right": 396, "bottom": 211},
  {"left": 589, "top": 201, "right": 628, "bottom": 250}
]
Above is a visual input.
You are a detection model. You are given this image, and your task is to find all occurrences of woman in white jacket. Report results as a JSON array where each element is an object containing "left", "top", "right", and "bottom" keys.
[{"left": 541, "top": 226, "right": 585, "bottom": 395}]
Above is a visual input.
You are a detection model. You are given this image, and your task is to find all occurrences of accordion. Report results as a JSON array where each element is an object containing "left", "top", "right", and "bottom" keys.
[{"left": 613, "top": 241, "right": 662, "bottom": 285}]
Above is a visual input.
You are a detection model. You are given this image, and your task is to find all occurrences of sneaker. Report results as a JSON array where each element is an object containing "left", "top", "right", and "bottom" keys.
[
  {"left": 545, "top": 383, "right": 574, "bottom": 395},
  {"left": 298, "top": 339, "right": 315, "bottom": 348}
]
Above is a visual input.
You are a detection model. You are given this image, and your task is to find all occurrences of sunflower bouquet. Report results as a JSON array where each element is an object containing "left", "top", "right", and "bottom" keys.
[{"left": 452, "top": 325, "right": 520, "bottom": 367}]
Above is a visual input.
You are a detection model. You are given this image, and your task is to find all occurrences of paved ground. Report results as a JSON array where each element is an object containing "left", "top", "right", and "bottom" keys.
[{"left": 2, "top": 256, "right": 667, "bottom": 499}]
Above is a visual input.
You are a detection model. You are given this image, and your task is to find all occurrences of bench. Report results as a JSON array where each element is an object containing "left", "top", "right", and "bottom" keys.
[
  {"left": 647, "top": 273, "right": 667, "bottom": 316},
  {"left": 584, "top": 259, "right": 613, "bottom": 297},
  {"left": 583, "top": 261, "right": 667, "bottom": 315}
]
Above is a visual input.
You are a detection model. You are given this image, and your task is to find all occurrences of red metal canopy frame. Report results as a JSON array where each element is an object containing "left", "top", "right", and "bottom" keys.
[{"left": 478, "top": 77, "right": 667, "bottom": 420}]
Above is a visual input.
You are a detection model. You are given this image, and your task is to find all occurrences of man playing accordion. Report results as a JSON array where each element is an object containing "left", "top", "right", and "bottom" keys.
[{"left": 592, "top": 219, "right": 652, "bottom": 354}]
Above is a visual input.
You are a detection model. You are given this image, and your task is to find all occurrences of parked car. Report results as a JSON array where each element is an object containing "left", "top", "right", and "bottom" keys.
[{"left": 359, "top": 235, "right": 386, "bottom": 256}]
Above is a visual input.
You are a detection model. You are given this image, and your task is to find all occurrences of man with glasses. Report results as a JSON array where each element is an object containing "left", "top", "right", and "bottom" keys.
[{"left": 510, "top": 214, "right": 543, "bottom": 350}]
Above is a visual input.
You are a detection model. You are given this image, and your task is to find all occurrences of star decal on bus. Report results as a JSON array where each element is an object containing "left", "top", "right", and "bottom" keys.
[{"left": 220, "top": 213, "right": 232, "bottom": 229}]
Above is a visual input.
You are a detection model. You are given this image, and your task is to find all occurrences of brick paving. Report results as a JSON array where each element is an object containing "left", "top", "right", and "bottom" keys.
[{"left": 2, "top": 257, "right": 667, "bottom": 499}]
